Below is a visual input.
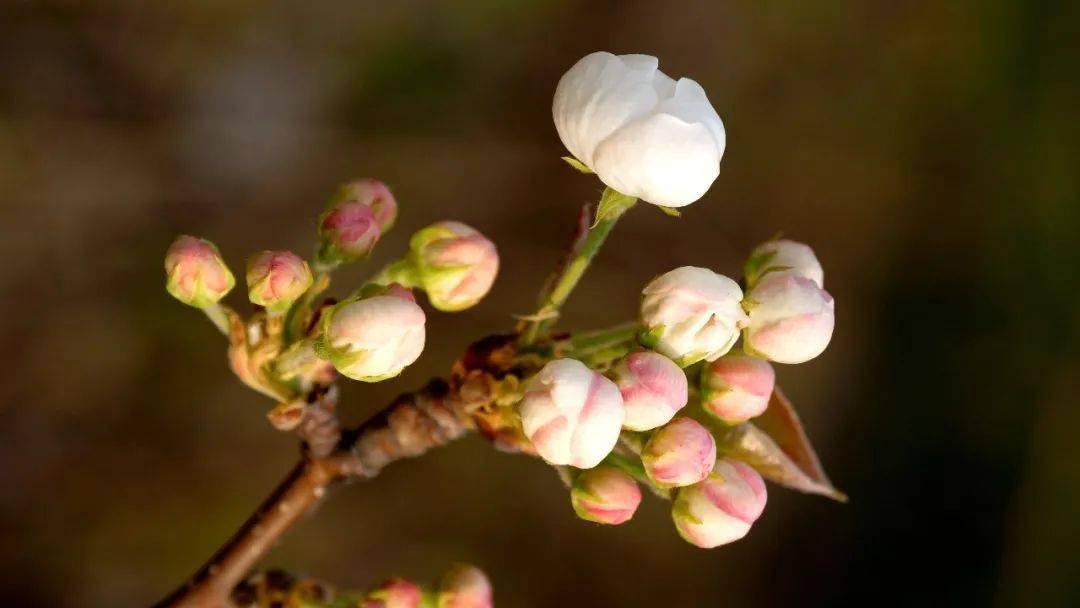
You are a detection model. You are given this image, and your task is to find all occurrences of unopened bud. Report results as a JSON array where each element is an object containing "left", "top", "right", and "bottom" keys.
[
  {"left": 612, "top": 351, "right": 688, "bottom": 431},
  {"left": 245, "top": 250, "right": 313, "bottom": 314},
  {"left": 642, "top": 417, "right": 716, "bottom": 488},
  {"left": 640, "top": 266, "right": 747, "bottom": 366},
  {"left": 408, "top": 221, "right": 499, "bottom": 312},
  {"left": 437, "top": 564, "right": 493, "bottom": 608},
  {"left": 362, "top": 578, "right": 423, "bottom": 608},
  {"left": 570, "top": 466, "right": 642, "bottom": 525},
  {"left": 330, "top": 178, "right": 398, "bottom": 233},
  {"left": 744, "top": 273, "right": 835, "bottom": 364},
  {"left": 745, "top": 238, "right": 824, "bottom": 288},
  {"left": 164, "top": 235, "right": 235, "bottom": 307},
  {"left": 316, "top": 286, "right": 425, "bottom": 382},
  {"left": 520, "top": 359, "right": 624, "bottom": 468},
  {"left": 701, "top": 354, "right": 775, "bottom": 424},
  {"left": 317, "top": 201, "right": 381, "bottom": 264},
  {"left": 672, "top": 459, "right": 767, "bottom": 548}
]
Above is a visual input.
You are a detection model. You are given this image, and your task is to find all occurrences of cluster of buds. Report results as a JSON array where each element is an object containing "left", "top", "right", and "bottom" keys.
[{"left": 362, "top": 564, "right": 493, "bottom": 608}]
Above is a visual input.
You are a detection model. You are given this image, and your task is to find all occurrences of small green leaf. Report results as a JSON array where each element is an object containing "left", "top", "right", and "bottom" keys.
[
  {"left": 592, "top": 188, "right": 637, "bottom": 228},
  {"left": 561, "top": 156, "right": 593, "bottom": 174},
  {"left": 656, "top": 205, "right": 681, "bottom": 218}
]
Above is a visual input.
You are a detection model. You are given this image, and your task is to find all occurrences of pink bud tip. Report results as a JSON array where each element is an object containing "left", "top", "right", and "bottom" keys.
[
  {"left": 571, "top": 466, "right": 642, "bottom": 525},
  {"left": 642, "top": 417, "right": 717, "bottom": 488},
  {"left": 362, "top": 578, "right": 423, "bottom": 608},
  {"left": 701, "top": 355, "right": 775, "bottom": 423},
  {"left": 613, "top": 351, "right": 688, "bottom": 431},
  {"left": 246, "top": 250, "right": 313, "bottom": 313},
  {"left": 745, "top": 273, "right": 835, "bottom": 364},
  {"left": 334, "top": 178, "right": 398, "bottom": 233},
  {"left": 318, "top": 201, "right": 381, "bottom": 262},
  {"left": 411, "top": 221, "right": 500, "bottom": 312},
  {"left": 164, "top": 235, "right": 235, "bottom": 307},
  {"left": 438, "top": 564, "right": 493, "bottom": 608},
  {"left": 672, "top": 459, "right": 767, "bottom": 548}
]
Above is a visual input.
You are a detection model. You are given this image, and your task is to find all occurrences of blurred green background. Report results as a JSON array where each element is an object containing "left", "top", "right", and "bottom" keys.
[{"left": 1, "top": 1, "right": 1077, "bottom": 606}]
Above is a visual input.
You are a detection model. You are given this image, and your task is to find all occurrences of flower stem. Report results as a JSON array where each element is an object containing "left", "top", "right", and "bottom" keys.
[
  {"left": 201, "top": 303, "right": 231, "bottom": 336},
  {"left": 519, "top": 188, "right": 636, "bottom": 345}
]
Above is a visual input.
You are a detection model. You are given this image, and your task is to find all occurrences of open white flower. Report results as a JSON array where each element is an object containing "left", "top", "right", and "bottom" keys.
[{"left": 553, "top": 52, "right": 726, "bottom": 208}]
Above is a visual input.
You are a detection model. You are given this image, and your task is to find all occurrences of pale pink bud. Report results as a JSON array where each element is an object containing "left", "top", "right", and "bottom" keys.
[
  {"left": 362, "top": 578, "right": 423, "bottom": 608},
  {"left": 640, "top": 266, "right": 747, "bottom": 366},
  {"left": 437, "top": 564, "right": 493, "bottom": 608},
  {"left": 672, "top": 458, "right": 767, "bottom": 548},
  {"left": 409, "top": 221, "right": 499, "bottom": 312},
  {"left": 642, "top": 417, "right": 716, "bottom": 488},
  {"left": 570, "top": 466, "right": 642, "bottom": 525},
  {"left": 332, "top": 178, "right": 398, "bottom": 233},
  {"left": 520, "top": 359, "right": 625, "bottom": 468},
  {"left": 745, "top": 273, "right": 835, "bottom": 364},
  {"left": 164, "top": 235, "right": 235, "bottom": 308},
  {"left": 317, "top": 201, "right": 381, "bottom": 263},
  {"left": 612, "top": 351, "right": 688, "bottom": 431},
  {"left": 245, "top": 250, "right": 313, "bottom": 314},
  {"left": 745, "top": 238, "right": 824, "bottom": 288},
  {"left": 701, "top": 354, "right": 775, "bottom": 423},
  {"left": 316, "top": 292, "right": 425, "bottom": 382}
]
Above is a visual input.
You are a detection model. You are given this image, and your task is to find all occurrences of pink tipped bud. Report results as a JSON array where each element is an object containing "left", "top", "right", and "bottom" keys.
[
  {"left": 332, "top": 178, "right": 398, "bottom": 233},
  {"left": 570, "top": 466, "right": 642, "bottom": 525},
  {"left": 640, "top": 266, "right": 747, "bottom": 366},
  {"left": 672, "top": 459, "right": 767, "bottom": 548},
  {"left": 612, "top": 351, "right": 688, "bottom": 431},
  {"left": 245, "top": 250, "right": 313, "bottom": 314},
  {"left": 316, "top": 292, "right": 426, "bottom": 382},
  {"left": 362, "top": 578, "right": 423, "bottom": 608},
  {"left": 164, "top": 235, "right": 235, "bottom": 308},
  {"left": 745, "top": 238, "right": 824, "bottom": 288},
  {"left": 701, "top": 354, "right": 775, "bottom": 424},
  {"left": 745, "top": 273, "right": 835, "bottom": 364},
  {"left": 642, "top": 417, "right": 717, "bottom": 488},
  {"left": 317, "top": 201, "right": 381, "bottom": 263},
  {"left": 408, "top": 221, "right": 499, "bottom": 312},
  {"left": 520, "top": 359, "right": 625, "bottom": 469},
  {"left": 437, "top": 564, "right": 493, "bottom": 608}
]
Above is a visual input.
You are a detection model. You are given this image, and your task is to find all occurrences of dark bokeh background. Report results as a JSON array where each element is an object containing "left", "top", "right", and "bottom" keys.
[{"left": 2, "top": 1, "right": 1077, "bottom": 606}]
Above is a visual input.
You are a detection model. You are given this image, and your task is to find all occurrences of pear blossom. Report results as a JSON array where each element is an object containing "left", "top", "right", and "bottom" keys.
[
  {"left": 245, "top": 250, "right": 313, "bottom": 313},
  {"left": 641, "top": 417, "right": 716, "bottom": 488},
  {"left": 164, "top": 235, "right": 235, "bottom": 308},
  {"left": 611, "top": 351, "right": 688, "bottom": 431},
  {"left": 317, "top": 200, "right": 381, "bottom": 263},
  {"left": 672, "top": 459, "right": 767, "bottom": 548},
  {"left": 437, "top": 564, "right": 493, "bottom": 608},
  {"left": 316, "top": 286, "right": 425, "bottom": 382},
  {"left": 570, "top": 466, "right": 642, "bottom": 525},
  {"left": 362, "top": 578, "right": 423, "bottom": 608},
  {"left": 640, "top": 266, "right": 747, "bottom": 366},
  {"left": 701, "top": 354, "right": 775, "bottom": 424},
  {"left": 330, "top": 178, "right": 398, "bottom": 233},
  {"left": 408, "top": 221, "right": 499, "bottom": 312},
  {"left": 519, "top": 359, "right": 624, "bottom": 468},
  {"left": 744, "top": 273, "right": 835, "bottom": 364},
  {"left": 745, "top": 238, "right": 824, "bottom": 288},
  {"left": 553, "top": 52, "right": 726, "bottom": 207}
]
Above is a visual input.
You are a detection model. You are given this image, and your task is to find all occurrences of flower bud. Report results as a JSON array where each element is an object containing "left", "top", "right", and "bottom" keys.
[
  {"left": 640, "top": 266, "right": 747, "bottom": 366},
  {"left": 330, "top": 178, "right": 398, "bottom": 233},
  {"left": 745, "top": 238, "right": 824, "bottom": 288},
  {"left": 316, "top": 287, "right": 425, "bottom": 382},
  {"left": 744, "top": 273, "right": 835, "bottom": 364},
  {"left": 570, "top": 466, "right": 642, "bottom": 525},
  {"left": 164, "top": 235, "right": 235, "bottom": 308},
  {"left": 519, "top": 358, "right": 624, "bottom": 468},
  {"left": 408, "top": 221, "right": 499, "bottom": 312},
  {"left": 437, "top": 564, "right": 493, "bottom": 608},
  {"left": 317, "top": 201, "right": 381, "bottom": 264},
  {"left": 612, "top": 351, "right": 688, "bottom": 431},
  {"left": 672, "top": 459, "right": 767, "bottom": 548},
  {"left": 642, "top": 417, "right": 716, "bottom": 488},
  {"left": 700, "top": 354, "right": 775, "bottom": 424},
  {"left": 245, "top": 250, "right": 313, "bottom": 314},
  {"left": 362, "top": 578, "right": 423, "bottom": 608}
]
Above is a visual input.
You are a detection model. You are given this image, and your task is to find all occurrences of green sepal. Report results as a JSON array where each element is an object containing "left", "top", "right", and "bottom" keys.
[
  {"left": 561, "top": 155, "right": 593, "bottom": 174},
  {"left": 591, "top": 188, "right": 637, "bottom": 228},
  {"left": 656, "top": 205, "right": 681, "bottom": 218}
]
